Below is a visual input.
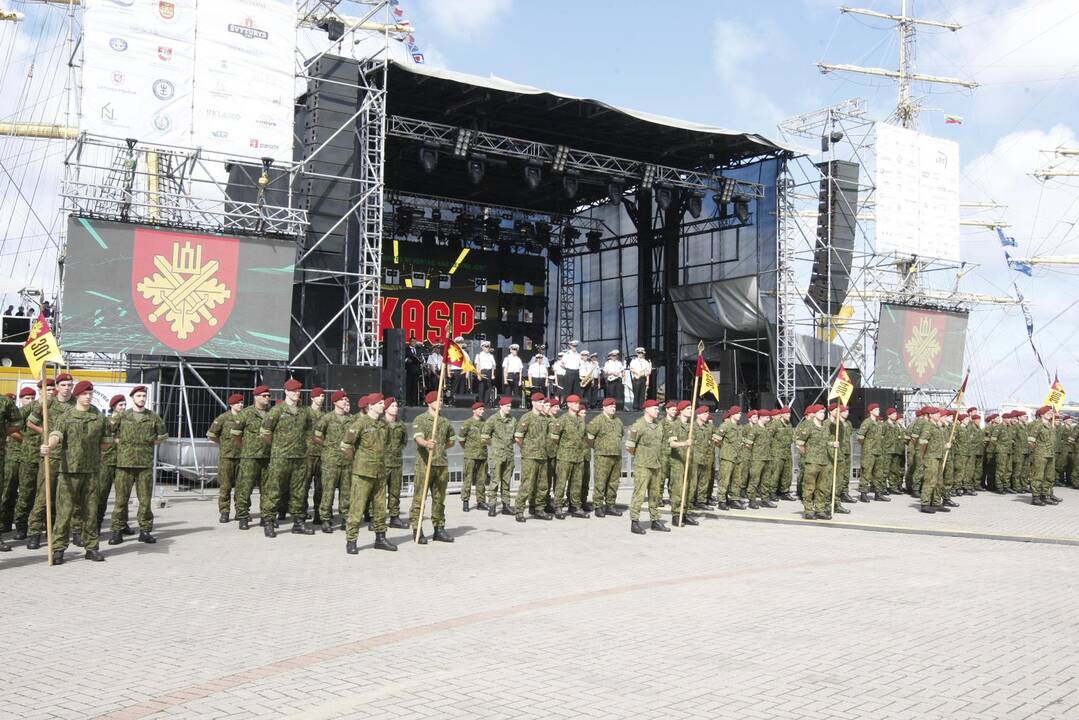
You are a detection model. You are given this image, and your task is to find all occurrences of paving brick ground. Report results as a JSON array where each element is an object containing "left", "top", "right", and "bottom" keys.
[{"left": 4, "top": 482, "right": 1079, "bottom": 720}]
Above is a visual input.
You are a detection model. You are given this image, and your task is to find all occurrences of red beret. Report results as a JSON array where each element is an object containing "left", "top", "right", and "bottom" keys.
[
  {"left": 642, "top": 399, "right": 658, "bottom": 409},
  {"left": 566, "top": 394, "right": 581, "bottom": 404},
  {"left": 958, "top": 413, "right": 968, "bottom": 421},
  {"left": 728, "top": 405, "right": 741, "bottom": 415},
  {"left": 356, "top": 394, "right": 370, "bottom": 410},
  {"left": 331, "top": 390, "right": 348, "bottom": 403},
  {"left": 676, "top": 400, "right": 691, "bottom": 412},
  {"left": 549, "top": 399, "right": 562, "bottom": 409},
  {"left": 967, "top": 406, "right": 977, "bottom": 413},
  {"left": 602, "top": 397, "right": 617, "bottom": 407},
  {"left": 928, "top": 407, "right": 942, "bottom": 415},
  {"left": 19, "top": 386, "right": 36, "bottom": 398},
  {"left": 109, "top": 394, "right": 125, "bottom": 408},
  {"left": 886, "top": 407, "right": 898, "bottom": 416},
  {"left": 696, "top": 405, "right": 710, "bottom": 415},
  {"left": 227, "top": 393, "right": 244, "bottom": 405},
  {"left": 310, "top": 387, "right": 325, "bottom": 398},
  {"left": 471, "top": 402, "right": 484, "bottom": 410},
  {"left": 425, "top": 390, "right": 440, "bottom": 404},
  {"left": 130, "top": 385, "right": 147, "bottom": 396},
  {"left": 39, "top": 378, "right": 55, "bottom": 388},
  {"left": 747, "top": 410, "right": 758, "bottom": 418},
  {"left": 806, "top": 404, "right": 823, "bottom": 414},
  {"left": 1036, "top": 405, "right": 1052, "bottom": 417},
  {"left": 531, "top": 392, "right": 546, "bottom": 402},
  {"left": 867, "top": 403, "right": 880, "bottom": 412},
  {"left": 72, "top": 380, "right": 93, "bottom": 396},
  {"left": 384, "top": 396, "right": 398, "bottom": 407},
  {"left": 55, "top": 372, "right": 73, "bottom": 383},
  {"left": 253, "top": 385, "right": 270, "bottom": 396},
  {"left": 498, "top": 396, "right": 513, "bottom": 406},
  {"left": 985, "top": 413, "right": 998, "bottom": 422},
  {"left": 367, "top": 393, "right": 384, "bottom": 405},
  {"left": 283, "top": 379, "right": 303, "bottom": 392},
  {"left": 827, "top": 403, "right": 838, "bottom": 412}
]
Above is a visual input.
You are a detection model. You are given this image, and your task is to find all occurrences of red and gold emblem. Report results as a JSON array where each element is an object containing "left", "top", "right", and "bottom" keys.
[
  {"left": 159, "top": 1, "right": 175, "bottom": 20},
  {"left": 902, "top": 310, "right": 946, "bottom": 384}
]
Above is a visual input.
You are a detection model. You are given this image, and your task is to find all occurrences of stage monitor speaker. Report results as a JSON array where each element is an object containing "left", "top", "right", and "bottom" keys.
[
  {"left": 849, "top": 387, "right": 901, "bottom": 426},
  {"left": 382, "top": 328, "right": 405, "bottom": 399},
  {"left": 309, "top": 365, "right": 382, "bottom": 396},
  {"left": 451, "top": 393, "right": 475, "bottom": 408},
  {"left": 805, "top": 159, "right": 859, "bottom": 315}
]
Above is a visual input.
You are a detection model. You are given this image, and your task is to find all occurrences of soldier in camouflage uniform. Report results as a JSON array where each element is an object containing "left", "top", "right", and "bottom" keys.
[
  {"left": 626, "top": 400, "right": 669, "bottom": 534},
  {"left": 482, "top": 396, "right": 517, "bottom": 517},
  {"left": 1064, "top": 416, "right": 1078, "bottom": 488},
  {"left": 1054, "top": 415, "right": 1073, "bottom": 486},
  {"left": 232, "top": 385, "right": 271, "bottom": 530},
  {"left": 383, "top": 397, "right": 410, "bottom": 529},
  {"left": 409, "top": 390, "right": 456, "bottom": 542},
  {"left": 586, "top": 397, "right": 623, "bottom": 518},
  {"left": 89, "top": 395, "right": 123, "bottom": 533},
  {"left": 109, "top": 385, "right": 168, "bottom": 545},
  {"left": 577, "top": 404, "right": 592, "bottom": 511},
  {"left": 1069, "top": 416, "right": 1079, "bottom": 489},
  {"left": 43, "top": 380, "right": 108, "bottom": 564},
  {"left": 768, "top": 408, "right": 794, "bottom": 501},
  {"left": 795, "top": 404, "right": 834, "bottom": 519},
  {"left": 550, "top": 394, "right": 588, "bottom": 519},
  {"left": 745, "top": 410, "right": 775, "bottom": 509},
  {"left": 904, "top": 407, "right": 928, "bottom": 496},
  {"left": 514, "top": 393, "right": 551, "bottom": 521},
  {"left": 667, "top": 401, "right": 699, "bottom": 527},
  {"left": 313, "top": 390, "right": 352, "bottom": 531},
  {"left": 207, "top": 393, "right": 244, "bottom": 523},
  {"left": 1029, "top": 406, "right": 1059, "bottom": 506},
  {"left": 713, "top": 406, "right": 741, "bottom": 510},
  {"left": 13, "top": 381, "right": 48, "bottom": 540},
  {"left": 983, "top": 413, "right": 1000, "bottom": 491},
  {"left": 458, "top": 402, "right": 489, "bottom": 512},
  {"left": 995, "top": 412, "right": 1016, "bottom": 493},
  {"left": 341, "top": 393, "right": 397, "bottom": 552},
  {"left": 260, "top": 379, "right": 314, "bottom": 537},
  {"left": 917, "top": 407, "right": 948, "bottom": 513},
  {"left": 543, "top": 397, "right": 561, "bottom": 513},
  {"left": 855, "top": 404, "right": 887, "bottom": 502},
  {"left": 306, "top": 387, "right": 326, "bottom": 524},
  {"left": 660, "top": 402, "right": 678, "bottom": 504},
  {"left": 0, "top": 387, "right": 32, "bottom": 540},
  {"left": 1011, "top": 411, "right": 1031, "bottom": 493},
  {"left": 955, "top": 413, "right": 977, "bottom": 496},
  {"left": 823, "top": 405, "right": 852, "bottom": 515},
  {"left": 836, "top": 405, "right": 854, "bottom": 504},
  {"left": 26, "top": 373, "right": 79, "bottom": 550}
]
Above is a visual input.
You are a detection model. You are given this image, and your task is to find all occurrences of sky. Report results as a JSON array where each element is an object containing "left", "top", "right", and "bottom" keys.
[{"left": 1, "top": 0, "right": 1077, "bottom": 409}]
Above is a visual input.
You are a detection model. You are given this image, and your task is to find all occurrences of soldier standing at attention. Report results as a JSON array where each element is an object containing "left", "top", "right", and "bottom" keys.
[
  {"left": 713, "top": 406, "right": 741, "bottom": 511},
  {"left": 232, "top": 385, "right": 271, "bottom": 531},
  {"left": 667, "top": 400, "right": 698, "bottom": 527},
  {"left": 1012, "top": 410, "right": 1032, "bottom": 493},
  {"left": 550, "top": 394, "right": 588, "bottom": 519},
  {"left": 313, "top": 390, "right": 352, "bottom": 532},
  {"left": 660, "top": 402, "right": 677, "bottom": 504},
  {"left": 836, "top": 404, "right": 855, "bottom": 505},
  {"left": 970, "top": 410, "right": 986, "bottom": 492},
  {"left": 514, "top": 392, "right": 551, "bottom": 521},
  {"left": 586, "top": 397, "right": 624, "bottom": 517},
  {"left": 883, "top": 408, "right": 904, "bottom": 495},
  {"left": 983, "top": 413, "right": 1000, "bottom": 491},
  {"left": 383, "top": 397, "right": 410, "bottom": 529},
  {"left": 856, "top": 403, "right": 887, "bottom": 502},
  {"left": 207, "top": 393, "right": 244, "bottom": 523},
  {"left": 306, "top": 387, "right": 326, "bottom": 525},
  {"left": 994, "top": 412, "right": 1014, "bottom": 493},
  {"left": 409, "top": 390, "right": 456, "bottom": 543},
  {"left": 626, "top": 399, "right": 669, "bottom": 534},
  {"left": 42, "top": 380, "right": 108, "bottom": 564},
  {"left": 543, "top": 397, "right": 562, "bottom": 513},
  {"left": 1029, "top": 405, "right": 1059, "bottom": 506},
  {"left": 746, "top": 410, "right": 776, "bottom": 509},
  {"left": 0, "top": 387, "right": 32, "bottom": 544},
  {"left": 795, "top": 404, "right": 833, "bottom": 519},
  {"left": 577, "top": 403, "right": 592, "bottom": 510},
  {"left": 482, "top": 396, "right": 517, "bottom": 517},
  {"left": 822, "top": 404, "right": 852, "bottom": 514},
  {"left": 109, "top": 385, "right": 168, "bottom": 545},
  {"left": 458, "top": 402, "right": 489, "bottom": 512},
  {"left": 13, "top": 381, "right": 48, "bottom": 541},
  {"left": 769, "top": 408, "right": 795, "bottom": 501},
  {"left": 917, "top": 407, "right": 947, "bottom": 514},
  {"left": 259, "top": 379, "right": 314, "bottom": 537},
  {"left": 92, "top": 395, "right": 124, "bottom": 533},
  {"left": 25, "top": 373, "right": 74, "bottom": 551},
  {"left": 341, "top": 394, "right": 397, "bottom": 553}
]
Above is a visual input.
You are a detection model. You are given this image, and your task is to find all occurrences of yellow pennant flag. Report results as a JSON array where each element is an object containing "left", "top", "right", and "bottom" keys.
[
  {"left": 23, "top": 313, "right": 62, "bottom": 378},
  {"left": 696, "top": 355, "right": 720, "bottom": 401},
  {"left": 1046, "top": 375, "right": 1066, "bottom": 411},
  {"left": 445, "top": 338, "right": 480, "bottom": 377},
  {"left": 828, "top": 363, "right": 854, "bottom": 405}
]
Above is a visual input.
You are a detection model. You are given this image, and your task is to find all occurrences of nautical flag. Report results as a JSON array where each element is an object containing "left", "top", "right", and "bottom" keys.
[
  {"left": 1046, "top": 375, "right": 1066, "bottom": 411},
  {"left": 996, "top": 227, "right": 1018, "bottom": 248},
  {"left": 23, "top": 313, "right": 62, "bottom": 378},
  {"left": 1005, "top": 252, "right": 1033, "bottom": 276},
  {"left": 445, "top": 338, "right": 479, "bottom": 377},
  {"left": 944, "top": 114, "right": 964, "bottom": 125},
  {"left": 828, "top": 364, "right": 854, "bottom": 405},
  {"left": 696, "top": 355, "right": 720, "bottom": 401}
]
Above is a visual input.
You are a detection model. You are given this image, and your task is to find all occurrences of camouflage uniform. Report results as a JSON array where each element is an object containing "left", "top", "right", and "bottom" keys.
[
  {"left": 994, "top": 421, "right": 1014, "bottom": 492},
  {"left": 49, "top": 406, "right": 106, "bottom": 552},
  {"left": 667, "top": 418, "right": 692, "bottom": 514},
  {"left": 314, "top": 411, "right": 353, "bottom": 523},
  {"left": 342, "top": 414, "right": 389, "bottom": 539},
  {"left": 13, "top": 402, "right": 40, "bottom": 535},
  {"left": 905, "top": 417, "right": 927, "bottom": 494},
  {"left": 28, "top": 398, "right": 74, "bottom": 535},
  {"left": 482, "top": 413, "right": 517, "bottom": 509},
  {"left": 111, "top": 407, "right": 168, "bottom": 533},
  {"left": 1011, "top": 422, "right": 1030, "bottom": 492},
  {"left": 626, "top": 416, "right": 664, "bottom": 523},
  {"left": 409, "top": 411, "right": 454, "bottom": 529},
  {"left": 306, "top": 404, "right": 325, "bottom": 520},
  {"left": 515, "top": 409, "right": 551, "bottom": 514},
  {"left": 384, "top": 418, "right": 408, "bottom": 519},
  {"left": 919, "top": 421, "right": 946, "bottom": 507},
  {"left": 769, "top": 417, "right": 794, "bottom": 498},
  {"left": 207, "top": 409, "right": 244, "bottom": 517},
  {"left": 856, "top": 416, "right": 884, "bottom": 496},
  {"left": 745, "top": 421, "right": 772, "bottom": 504},
  {"left": 458, "top": 416, "right": 489, "bottom": 506},
  {"left": 1029, "top": 419, "right": 1055, "bottom": 500},
  {"left": 0, "top": 401, "right": 25, "bottom": 531},
  {"left": 259, "top": 401, "right": 312, "bottom": 522},
  {"left": 550, "top": 410, "right": 586, "bottom": 513},
  {"left": 233, "top": 405, "right": 270, "bottom": 523},
  {"left": 795, "top": 420, "right": 834, "bottom": 516},
  {"left": 91, "top": 413, "right": 118, "bottom": 531},
  {"left": 713, "top": 418, "right": 739, "bottom": 505},
  {"left": 585, "top": 413, "right": 623, "bottom": 513}
]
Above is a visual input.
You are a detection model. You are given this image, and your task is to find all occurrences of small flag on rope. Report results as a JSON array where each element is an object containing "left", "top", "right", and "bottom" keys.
[
  {"left": 828, "top": 364, "right": 854, "bottom": 405},
  {"left": 23, "top": 313, "right": 62, "bottom": 378},
  {"left": 944, "top": 114, "right": 964, "bottom": 125},
  {"left": 1005, "top": 252, "right": 1033, "bottom": 277},
  {"left": 996, "top": 227, "right": 1018, "bottom": 248},
  {"left": 696, "top": 355, "right": 720, "bottom": 401},
  {"left": 1046, "top": 374, "right": 1066, "bottom": 411}
]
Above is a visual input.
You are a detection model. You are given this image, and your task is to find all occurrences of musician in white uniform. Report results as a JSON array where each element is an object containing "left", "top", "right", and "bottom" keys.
[
  {"left": 579, "top": 351, "right": 598, "bottom": 409},
  {"left": 426, "top": 342, "right": 444, "bottom": 396},
  {"left": 527, "top": 352, "right": 549, "bottom": 408},
  {"left": 475, "top": 340, "right": 497, "bottom": 406},
  {"left": 561, "top": 340, "right": 582, "bottom": 399},
  {"left": 552, "top": 352, "right": 566, "bottom": 397},
  {"left": 502, "top": 343, "right": 523, "bottom": 401},
  {"left": 629, "top": 346, "right": 653, "bottom": 410},
  {"left": 602, "top": 350, "right": 625, "bottom": 409}
]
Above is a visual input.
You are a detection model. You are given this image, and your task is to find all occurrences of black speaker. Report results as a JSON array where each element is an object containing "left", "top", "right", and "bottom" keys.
[
  {"left": 849, "top": 387, "right": 901, "bottom": 426},
  {"left": 805, "top": 160, "right": 858, "bottom": 315},
  {"left": 451, "top": 393, "right": 475, "bottom": 408},
  {"left": 382, "top": 328, "right": 405, "bottom": 399},
  {"left": 309, "top": 364, "right": 382, "bottom": 396}
]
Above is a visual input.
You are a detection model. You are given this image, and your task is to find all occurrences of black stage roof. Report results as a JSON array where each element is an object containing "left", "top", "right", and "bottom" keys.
[{"left": 383, "top": 59, "right": 799, "bottom": 214}]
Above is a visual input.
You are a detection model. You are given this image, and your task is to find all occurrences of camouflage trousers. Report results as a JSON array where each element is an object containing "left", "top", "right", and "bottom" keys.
[
  {"left": 920, "top": 457, "right": 943, "bottom": 507},
  {"left": 307, "top": 455, "right": 322, "bottom": 519},
  {"left": 266, "top": 456, "right": 308, "bottom": 521},
  {"left": 515, "top": 458, "right": 548, "bottom": 513},
  {"left": 346, "top": 472, "right": 386, "bottom": 540},
  {"left": 800, "top": 462, "right": 829, "bottom": 514},
  {"left": 1030, "top": 455, "right": 1054, "bottom": 497},
  {"left": 590, "top": 455, "right": 620, "bottom": 510},
  {"left": 716, "top": 458, "right": 736, "bottom": 502},
  {"left": 217, "top": 456, "right": 239, "bottom": 515},
  {"left": 859, "top": 452, "right": 882, "bottom": 494},
  {"left": 0, "top": 457, "right": 19, "bottom": 530},
  {"left": 486, "top": 458, "right": 514, "bottom": 506},
  {"left": 769, "top": 453, "right": 792, "bottom": 497},
  {"left": 28, "top": 457, "right": 61, "bottom": 534},
  {"left": 553, "top": 458, "right": 583, "bottom": 510},
  {"left": 318, "top": 462, "right": 351, "bottom": 521},
  {"left": 385, "top": 465, "right": 403, "bottom": 517},
  {"left": 112, "top": 467, "right": 154, "bottom": 533},
  {"left": 410, "top": 461, "right": 448, "bottom": 529},
  {"left": 74, "top": 463, "right": 116, "bottom": 535},
  {"left": 13, "top": 459, "right": 39, "bottom": 532},
  {"left": 747, "top": 458, "right": 771, "bottom": 501},
  {"left": 735, "top": 458, "right": 750, "bottom": 497},
  {"left": 461, "top": 458, "right": 488, "bottom": 504},
  {"left": 52, "top": 472, "right": 101, "bottom": 552},
  {"left": 629, "top": 465, "right": 662, "bottom": 522},
  {"left": 235, "top": 457, "right": 268, "bottom": 522}
]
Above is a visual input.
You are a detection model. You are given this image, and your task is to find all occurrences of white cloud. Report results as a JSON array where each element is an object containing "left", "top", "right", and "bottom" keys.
[
  {"left": 712, "top": 19, "right": 787, "bottom": 132},
  {"left": 413, "top": 0, "right": 513, "bottom": 39}
]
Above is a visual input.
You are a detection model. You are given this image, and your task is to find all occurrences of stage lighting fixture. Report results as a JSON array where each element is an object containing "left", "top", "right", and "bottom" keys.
[
  {"left": 830, "top": 130, "right": 844, "bottom": 143},
  {"left": 535, "top": 221, "right": 552, "bottom": 244},
  {"left": 453, "top": 128, "right": 473, "bottom": 158},
  {"left": 552, "top": 145, "right": 570, "bottom": 172},
  {"left": 733, "top": 194, "right": 751, "bottom": 223},
  {"left": 484, "top": 216, "right": 502, "bottom": 243},
  {"left": 820, "top": 135, "right": 831, "bottom": 152},
  {"left": 395, "top": 206, "right": 414, "bottom": 236},
  {"left": 548, "top": 245, "right": 563, "bottom": 264},
  {"left": 431, "top": 208, "right": 442, "bottom": 223},
  {"left": 456, "top": 213, "right": 477, "bottom": 241},
  {"left": 655, "top": 185, "right": 673, "bottom": 211},
  {"left": 562, "top": 225, "right": 581, "bottom": 245},
  {"left": 562, "top": 173, "right": 579, "bottom": 199},
  {"left": 716, "top": 177, "right": 736, "bottom": 204},
  {"left": 317, "top": 17, "right": 345, "bottom": 41},
  {"left": 608, "top": 179, "right": 624, "bottom": 205},
  {"left": 640, "top": 164, "right": 656, "bottom": 190},
  {"left": 418, "top": 143, "right": 439, "bottom": 174},
  {"left": 446, "top": 233, "right": 463, "bottom": 253},
  {"left": 523, "top": 160, "right": 543, "bottom": 191},
  {"left": 516, "top": 220, "right": 536, "bottom": 240},
  {"left": 467, "top": 154, "right": 486, "bottom": 185},
  {"left": 687, "top": 191, "right": 703, "bottom": 219},
  {"left": 585, "top": 230, "right": 602, "bottom": 252}
]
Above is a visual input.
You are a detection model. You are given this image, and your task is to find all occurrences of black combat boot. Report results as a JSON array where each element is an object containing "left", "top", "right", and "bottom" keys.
[
  {"left": 630, "top": 520, "right": 646, "bottom": 535},
  {"left": 487, "top": 505, "right": 498, "bottom": 517},
  {"left": 942, "top": 498, "right": 959, "bottom": 508},
  {"left": 594, "top": 506, "right": 606, "bottom": 518},
  {"left": 321, "top": 521, "right": 333, "bottom": 534},
  {"left": 121, "top": 523, "right": 135, "bottom": 536},
  {"left": 291, "top": 520, "right": 315, "bottom": 535},
  {"left": 780, "top": 492, "right": 796, "bottom": 501},
  {"left": 748, "top": 500, "right": 760, "bottom": 509},
  {"left": 0, "top": 537, "right": 10, "bottom": 552},
  {"left": 554, "top": 508, "right": 566, "bottom": 519},
  {"left": 219, "top": 513, "right": 229, "bottom": 523},
  {"left": 138, "top": 530, "right": 157, "bottom": 543},
  {"left": 13, "top": 525, "right": 27, "bottom": 540},
  {"left": 238, "top": 518, "right": 250, "bottom": 530},
  {"left": 462, "top": 500, "right": 470, "bottom": 512},
  {"left": 51, "top": 550, "right": 64, "bottom": 565},
  {"left": 432, "top": 527, "right": 454, "bottom": 543},
  {"left": 858, "top": 492, "right": 870, "bottom": 503},
  {"left": 933, "top": 505, "right": 950, "bottom": 512},
  {"left": 26, "top": 533, "right": 41, "bottom": 550},
  {"left": 760, "top": 499, "right": 777, "bottom": 508},
  {"left": 389, "top": 515, "right": 409, "bottom": 529},
  {"left": 277, "top": 510, "right": 287, "bottom": 521},
  {"left": 477, "top": 501, "right": 490, "bottom": 511},
  {"left": 1032, "top": 496, "right": 1046, "bottom": 506},
  {"left": 1048, "top": 493, "right": 1063, "bottom": 504},
  {"left": 841, "top": 491, "right": 855, "bottom": 504},
  {"left": 650, "top": 519, "right": 670, "bottom": 532},
  {"left": 717, "top": 501, "right": 730, "bottom": 511},
  {"left": 534, "top": 510, "right": 553, "bottom": 520},
  {"left": 570, "top": 507, "right": 589, "bottom": 518},
  {"left": 501, "top": 503, "right": 514, "bottom": 516},
  {"left": 875, "top": 492, "right": 891, "bottom": 502},
  {"left": 415, "top": 529, "right": 428, "bottom": 544},
  {"left": 582, "top": 501, "right": 594, "bottom": 512},
  {"left": 264, "top": 523, "right": 277, "bottom": 538},
  {"left": 346, "top": 540, "right": 358, "bottom": 555},
  {"left": 833, "top": 504, "right": 851, "bottom": 514},
  {"left": 108, "top": 530, "right": 123, "bottom": 544},
  {"left": 84, "top": 549, "right": 105, "bottom": 562},
  {"left": 803, "top": 511, "right": 815, "bottom": 520},
  {"left": 71, "top": 531, "right": 84, "bottom": 547},
  {"left": 674, "top": 513, "right": 699, "bottom": 526},
  {"left": 606, "top": 507, "right": 623, "bottom": 517},
  {"left": 374, "top": 532, "right": 397, "bottom": 551},
  {"left": 515, "top": 512, "right": 526, "bottom": 523},
  {"left": 730, "top": 499, "right": 747, "bottom": 510},
  {"left": 920, "top": 504, "right": 936, "bottom": 513}
]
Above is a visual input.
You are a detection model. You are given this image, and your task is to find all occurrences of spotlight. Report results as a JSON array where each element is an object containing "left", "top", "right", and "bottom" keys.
[
  {"left": 733, "top": 194, "right": 751, "bottom": 223},
  {"left": 453, "top": 128, "right": 473, "bottom": 158},
  {"left": 523, "top": 160, "right": 543, "bottom": 191},
  {"left": 456, "top": 213, "right": 476, "bottom": 241},
  {"left": 829, "top": 130, "right": 844, "bottom": 143},
  {"left": 561, "top": 173, "right": 579, "bottom": 199},
  {"left": 418, "top": 143, "right": 439, "bottom": 174},
  {"left": 585, "top": 230, "right": 602, "bottom": 252},
  {"left": 640, "top": 164, "right": 656, "bottom": 190},
  {"left": 467, "top": 153, "right": 486, "bottom": 185},
  {"left": 317, "top": 17, "right": 345, "bottom": 41},
  {"left": 535, "top": 221, "right": 552, "bottom": 244},
  {"left": 607, "top": 179, "right": 624, "bottom": 205},
  {"left": 516, "top": 220, "right": 536, "bottom": 240},
  {"left": 552, "top": 145, "right": 570, "bottom": 172},
  {"left": 548, "top": 245, "right": 563, "bottom": 264},
  {"left": 655, "top": 185, "right": 673, "bottom": 211},
  {"left": 484, "top": 216, "right": 502, "bottom": 244},
  {"left": 716, "top": 177, "right": 736, "bottom": 204},
  {"left": 395, "top": 206, "right": 414, "bottom": 236},
  {"left": 431, "top": 208, "right": 442, "bottom": 223},
  {"left": 562, "top": 224, "right": 581, "bottom": 245},
  {"left": 687, "top": 191, "right": 703, "bottom": 219}
]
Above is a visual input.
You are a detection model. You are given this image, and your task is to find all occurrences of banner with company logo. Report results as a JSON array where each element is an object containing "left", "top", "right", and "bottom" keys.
[
  {"left": 82, "top": 0, "right": 196, "bottom": 146},
  {"left": 61, "top": 217, "right": 295, "bottom": 360},
  {"left": 191, "top": 0, "right": 297, "bottom": 160}
]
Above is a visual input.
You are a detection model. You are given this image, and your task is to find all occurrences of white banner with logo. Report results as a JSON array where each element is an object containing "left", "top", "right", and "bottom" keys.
[
  {"left": 82, "top": 0, "right": 196, "bottom": 146},
  {"left": 15, "top": 381, "right": 157, "bottom": 414},
  {"left": 82, "top": 0, "right": 296, "bottom": 162}
]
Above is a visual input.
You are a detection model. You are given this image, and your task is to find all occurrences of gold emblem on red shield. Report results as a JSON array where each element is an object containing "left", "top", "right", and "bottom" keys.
[
  {"left": 159, "top": 1, "right": 175, "bottom": 20},
  {"left": 903, "top": 313, "right": 945, "bottom": 384}
]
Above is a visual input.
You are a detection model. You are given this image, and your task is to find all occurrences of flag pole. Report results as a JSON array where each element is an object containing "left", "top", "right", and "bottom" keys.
[
  {"left": 829, "top": 404, "right": 841, "bottom": 517},
  {"left": 676, "top": 352, "right": 702, "bottom": 527},
  {"left": 941, "top": 370, "right": 969, "bottom": 471},
  {"left": 414, "top": 352, "right": 447, "bottom": 544}
]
